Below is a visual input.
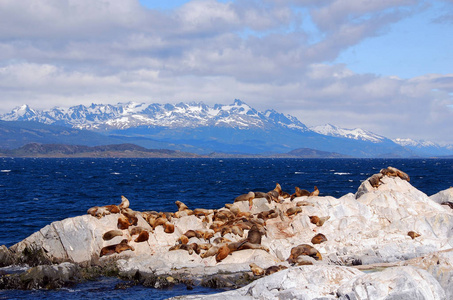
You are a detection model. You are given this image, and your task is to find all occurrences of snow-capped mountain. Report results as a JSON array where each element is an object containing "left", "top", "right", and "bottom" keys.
[
  {"left": 392, "top": 138, "right": 438, "bottom": 148},
  {"left": 2, "top": 100, "right": 451, "bottom": 157},
  {"left": 392, "top": 138, "right": 453, "bottom": 157},
  {"left": 310, "top": 124, "right": 387, "bottom": 143},
  {"left": 0, "top": 100, "right": 309, "bottom": 132}
]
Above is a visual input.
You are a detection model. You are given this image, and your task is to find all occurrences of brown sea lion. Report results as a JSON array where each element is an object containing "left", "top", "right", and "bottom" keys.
[
  {"left": 264, "top": 265, "right": 288, "bottom": 276},
  {"left": 296, "top": 201, "right": 314, "bottom": 207},
  {"left": 102, "top": 229, "right": 123, "bottom": 241},
  {"left": 309, "top": 186, "right": 319, "bottom": 197},
  {"left": 134, "top": 230, "right": 149, "bottom": 243},
  {"left": 291, "top": 187, "right": 311, "bottom": 200},
  {"left": 178, "top": 234, "right": 189, "bottom": 245},
  {"left": 117, "top": 214, "right": 131, "bottom": 230},
  {"left": 267, "top": 190, "right": 280, "bottom": 203},
  {"left": 104, "top": 204, "right": 120, "bottom": 214},
  {"left": 164, "top": 222, "right": 175, "bottom": 234},
  {"left": 184, "top": 230, "right": 198, "bottom": 239},
  {"left": 287, "top": 244, "right": 322, "bottom": 263},
  {"left": 369, "top": 173, "right": 383, "bottom": 188},
  {"left": 246, "top": 224, "right": 263, "bottom": 244},
  {"left": 380, "top": 166, "right": 410, "bottom": 182},
  {"left": 119, "top": 195, "right": 130, "bottom": 210},
  {"left": 100, "top": 239, "right": 134, "bottom": 257},
  {"left": 87, "top": 206, "right": 103, "bottom": 218},
  {"left": 129, "top": 226, "right": 147, "bottom": 236},
  {"left": 122, "top": 208, "right": 138, "bottom": 226},
  {"left": 281, "top": 191, "right": 291, "bottom": 199},
  {"left": 311, "top": 233, "right": 327, "bottom": 244},
  {"left": 309, "top": 215, "right": 330, "bottom": 227},
  {"left": 249, "top": 263, "right": 264, "bottom": 276},
  {"left": 212, "top": 237, "right": 231, "bottom": 245},
  {"left": 169, "top": 243, "right": 200, "bottom": 255},
  {"left": 254, "top": 192, "right": 268, "bottom": 199},
  {"left": 201, "top": 245, "right": 219, "bottom": 258},
  {"left": 192, "top": 208, "right": 213, "bottom": 216},
  {"left": 234, "top": 191, "right": 255, "bottom": 208},
  {"left": 274, "top": 183, "right": 282, "bottom": 195},
  {"left": 408, "top": 231, "right": 421, "bottom": 239},
  {"left": 286, "top": 206, "right": 302, "bottom": 216},
  {"left": 150, "top": 217, "right": 167, "bottom": 229},
  {"left": 214, "top": 209, "right": 235, "bottom": 221},
  {"left": 198, "top": 230, "right": 214, "bottom": 240},
  {"left": 216, "top": 244, "right": 231, "bottom": 262},
  {"left": 175, "top": 200, "right": 189, "bottom": 211}
]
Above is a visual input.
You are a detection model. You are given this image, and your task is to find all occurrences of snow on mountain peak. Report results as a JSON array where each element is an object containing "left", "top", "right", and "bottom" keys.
[
  {"left": 392, "top": 138, "right": 438, "bottom": 148},
  {"left": 0, "top": 100, "right": 310, "bottom": 132},
  {"left": 310, "top": 124, "right": 385, "bottom": 143}
]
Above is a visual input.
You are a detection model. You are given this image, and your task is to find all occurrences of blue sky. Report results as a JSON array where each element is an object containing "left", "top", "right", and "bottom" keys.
[{"left": 0, "top": 0, "right": 452, "bottom": 144}]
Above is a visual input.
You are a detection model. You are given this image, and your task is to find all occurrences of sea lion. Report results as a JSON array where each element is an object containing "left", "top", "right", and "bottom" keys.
[
  {"left": 216, "top": 244, "right": 231, "bottom": 262},
  {"left": 287, "top": 244, "right": 322, "bottom": 263},
  {"left": 201, "top": 245, "right": 219, "bottom": 258},
  {"left": 104, "top": 204, "right": 120, "bottom": 214},
  {"left": 311, "top": 233, "right": 327, "bottom": 244},
  {"left": 309, "top": 215, "right": 330, "bottom": 227},
  {"left": 213, "top": 209, "right": 235, "bottom": 222},
  {"left": 164, "top": 222, "right": 175, "bottom": 234},
  {"left": 87, "top": 206, "right": 111, "bottom": 218},
  {"left": 169, "top": 243, "right": 200, "bottom": 255},
  {"left": 129, "top": 226, "right": 147, "bottom": 236},
  {"left": 286, "top": 206, "right": 302, "bottom": 216},
  {"left": 274, "top": 183, "right": 282, "bottom": 195},
  {"left": 369, "top": 173, "right": 383, "bottom": 188},
  {"left": 175, "top": 200, "right": 189, "bottom": 211},
  {"left": 264, "top": 265, "right": 288, "bottom": 276},
  {"left": 100, "top": 239, "right": 134, "bottom": 257},
  {"left": 192, "top": 208, "right": 213, "bottom": 217},
  {"left": 249, "top": 263, "right": 264, "bottom": 276},
  {"left": 254, "top": 191, "right": 268, "bottom": 199},
  {"left": 267, "top": 190, "right": 280, "bottom": 203},
  {"left": 102, "top": 229, "right": 123, "bottom": 241},
  {"left": 380, "top": 166, "right": 410, "bottom": 182},
  {"left": 134, "top": 230, "right": 149, "bottom": 243},
  {"left": 234, "top": 191, "right": 255, "bottom": 208},
  {"left": 184, "top": 230, "right": 198, "bottom": 239},
  {"left": 122, "top": 208, "right": 138, "bottom": 226},
  {"left": 117, "top": 214, "right": 131, "bottom": 230},
  {"left": 150, "top": 217, "right": 167, "bottom": 229},
  {"left": 231, "top": 225, "right": 245, "bottom": 237},
  {"left": 296, "top": 201, "right": 314, "bottom": 207},
  {"left": 246, "top": 224, "right": 262, "bottom": 244},
  {"left": 119, "top": 195, "right": 130, "bottom": 210},
  {"left": 408, "top": 231, "right": 421, "bottom": 239},
  {"left": 212, "top": 237, "right": 231, "bottom": 245},
  {"left": 291, "top": 187, "right": 311, "bottom": 200},
  {"left": 178, "top": 234, "right": 189, "bottom": 245},
  {"left": 309, "top": 186, "right": 319, "bottom": 197}
]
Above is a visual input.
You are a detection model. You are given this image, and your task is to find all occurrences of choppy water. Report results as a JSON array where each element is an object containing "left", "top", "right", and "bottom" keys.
[{"left": 0, "top": 158, "right": 452, "bottom": 299}]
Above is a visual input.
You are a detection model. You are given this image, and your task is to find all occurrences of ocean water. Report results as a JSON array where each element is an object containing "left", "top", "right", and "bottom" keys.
[{"left": 0, "top": 158, "right": 452, "bottom": 299}]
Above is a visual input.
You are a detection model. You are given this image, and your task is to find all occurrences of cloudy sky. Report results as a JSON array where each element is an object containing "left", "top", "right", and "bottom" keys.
[{"left": 1, "top": 0, "right": 452, "bottom": 144}]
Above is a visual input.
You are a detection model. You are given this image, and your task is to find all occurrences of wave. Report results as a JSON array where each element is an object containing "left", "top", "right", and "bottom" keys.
[
  {"left": 1, "top": 170, "right": 11, "bottom": 172},
  {"left": 334, "top": 172, "right": 351, "bottom": 175}
]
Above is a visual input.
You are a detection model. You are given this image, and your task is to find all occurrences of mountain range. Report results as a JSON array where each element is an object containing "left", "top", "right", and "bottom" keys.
[{"left": 1, "top": 100, "right": 452, "bottom": 158}]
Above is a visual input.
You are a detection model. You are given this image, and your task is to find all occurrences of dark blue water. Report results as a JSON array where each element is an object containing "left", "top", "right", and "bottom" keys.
[{"left": 0, "top": 158, "right": 452, "bottom": 299}]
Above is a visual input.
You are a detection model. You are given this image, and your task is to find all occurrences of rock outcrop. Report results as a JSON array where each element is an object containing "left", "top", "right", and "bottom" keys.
[{"left": 1, "top": 167, "right": 453, "bottom": 298}]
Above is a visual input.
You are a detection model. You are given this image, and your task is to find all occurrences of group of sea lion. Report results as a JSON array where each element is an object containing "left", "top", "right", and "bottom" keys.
[
  {"left": 87, "top": 182, "right": 330, "bottom": 277},
  {"left": 368, "top": 166, "right": 410, "bottom": 188},
  {"left": 234, "top": 183, "right": 319, "bottom": 207}
]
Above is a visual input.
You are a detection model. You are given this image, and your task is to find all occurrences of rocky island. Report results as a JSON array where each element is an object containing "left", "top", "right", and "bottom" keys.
[{"left": 0, "top": 167, "right": 452, "bottom": 299}]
